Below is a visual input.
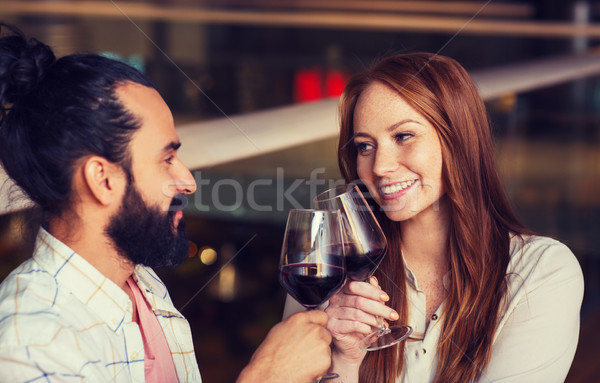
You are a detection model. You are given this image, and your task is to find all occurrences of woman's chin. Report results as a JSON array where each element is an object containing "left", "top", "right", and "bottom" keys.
[{"left": 379, "top": 206, "right": 415, "bottom": 222}]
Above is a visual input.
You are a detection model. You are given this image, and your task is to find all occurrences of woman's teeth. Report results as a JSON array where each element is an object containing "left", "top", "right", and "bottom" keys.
[{"left": 381, "top": 180, "right": 416, "bottom": 195}]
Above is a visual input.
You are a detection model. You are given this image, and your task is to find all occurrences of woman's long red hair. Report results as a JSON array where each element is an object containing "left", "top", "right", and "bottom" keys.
[{"left": 338, "top": 53, "right": 529, "bottom": 382}]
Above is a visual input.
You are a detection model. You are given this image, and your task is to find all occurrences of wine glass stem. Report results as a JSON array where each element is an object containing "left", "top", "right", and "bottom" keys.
[
  {"left": 375, "top": 315, "right": 390, "bottom": 332},
  {"left": 305, "top": 307, "right": 339, "bottom": 382}
]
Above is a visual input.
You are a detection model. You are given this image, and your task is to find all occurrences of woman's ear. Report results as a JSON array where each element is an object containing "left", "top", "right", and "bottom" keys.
[{"left": 81, "top": 156, "right": 126, "bottom": 206}]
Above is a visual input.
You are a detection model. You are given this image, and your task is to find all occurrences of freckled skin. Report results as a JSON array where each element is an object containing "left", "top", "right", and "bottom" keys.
[{"left": 353, "top": 81, "right": 445, "bottom": 224}]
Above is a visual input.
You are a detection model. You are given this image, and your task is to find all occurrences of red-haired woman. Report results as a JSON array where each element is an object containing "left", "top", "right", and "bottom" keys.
[{"left": 284, "top": 52, "right": 584, "bottom": 383}]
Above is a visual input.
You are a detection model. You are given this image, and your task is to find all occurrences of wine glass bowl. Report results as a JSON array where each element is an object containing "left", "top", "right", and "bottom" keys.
[
  {"left": 279, "top": 209, "right": 346, "bottom": 309},
  {"left": 313, "top": 185, "right": 386, "bottom": 280}
]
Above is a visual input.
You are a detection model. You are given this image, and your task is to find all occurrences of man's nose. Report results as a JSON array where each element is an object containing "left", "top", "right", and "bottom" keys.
[{"left": 175, "top": 166, "right": 197, "bottom": 195}]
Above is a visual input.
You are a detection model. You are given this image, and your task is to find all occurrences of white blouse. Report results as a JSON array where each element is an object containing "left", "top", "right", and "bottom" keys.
[{"left": 283, "top": 235, "right": 584, "bottom": 382}]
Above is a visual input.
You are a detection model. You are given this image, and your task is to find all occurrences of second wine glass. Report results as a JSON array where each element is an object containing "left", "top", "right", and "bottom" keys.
[
  {"left": 279, "top": 209, "right": 346, "bottom": 380},
  {"left": 313, "top": 184, "right": 412, "bottom": 351}
]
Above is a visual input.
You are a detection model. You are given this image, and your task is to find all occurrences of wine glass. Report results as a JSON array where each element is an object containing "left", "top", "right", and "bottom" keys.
[
  {"left": 279, "top": 209, "right": 346, "bottom": 380},
  {"left": 313, "top": 184, "right": 412, "bottom": 351}
]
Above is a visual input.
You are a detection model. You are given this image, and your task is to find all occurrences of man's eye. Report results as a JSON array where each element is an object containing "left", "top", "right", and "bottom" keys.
[{"left": 165, "top": 156, "right": 174, "bottom": 165}]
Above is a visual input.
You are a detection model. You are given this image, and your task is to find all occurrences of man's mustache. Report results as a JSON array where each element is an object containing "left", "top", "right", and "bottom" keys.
[{"left": 169, "top": 193, "right": 187, "bottom": 211}]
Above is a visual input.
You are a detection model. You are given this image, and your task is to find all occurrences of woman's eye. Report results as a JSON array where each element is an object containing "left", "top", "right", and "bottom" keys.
[
  {"left": 165, "top": 155, "right": 174, "bottom": 165},
  {"left": 354, "top": 142, "right": 373, "bottom": 153},
  {"left": 394, "top": 133, "right": 413, "bottom": 143}
]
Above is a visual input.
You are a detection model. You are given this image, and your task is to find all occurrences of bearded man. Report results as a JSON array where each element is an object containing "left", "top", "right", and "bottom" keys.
[{"left": 0, "top": 24, "right": 331, "bottom": 383}]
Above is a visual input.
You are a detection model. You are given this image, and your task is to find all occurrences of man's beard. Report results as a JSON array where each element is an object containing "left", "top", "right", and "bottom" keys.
[{"left": 105, "top": 181, "right": 190, "bottom": 269}]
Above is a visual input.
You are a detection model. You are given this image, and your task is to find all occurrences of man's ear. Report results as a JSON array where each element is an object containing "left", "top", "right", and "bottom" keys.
[{"left": 81, "top": 156, "right": 126, "bottom": 206}]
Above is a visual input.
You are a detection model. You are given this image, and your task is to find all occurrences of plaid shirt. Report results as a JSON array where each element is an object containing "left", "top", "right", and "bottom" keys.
[{"left": 0, "top": 228, "right": 202, "bottom": 382}]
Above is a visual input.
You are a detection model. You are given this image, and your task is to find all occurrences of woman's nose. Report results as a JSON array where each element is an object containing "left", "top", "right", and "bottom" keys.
[{"left": 372, "top": 146, "right": 399, "bottom": 177}]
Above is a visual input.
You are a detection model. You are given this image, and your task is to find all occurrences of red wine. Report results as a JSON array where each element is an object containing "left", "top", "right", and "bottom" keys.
[
  {"left": 280, "top": 263, "right": 345, "bottom": 308},
  {"left": 345, "top": 245, "right": 387, "bottom": 281}
]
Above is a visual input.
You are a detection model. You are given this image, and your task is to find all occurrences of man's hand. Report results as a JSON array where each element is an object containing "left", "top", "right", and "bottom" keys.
[{"left": 237, "top": 310, "right": 332, "bottom": 383}]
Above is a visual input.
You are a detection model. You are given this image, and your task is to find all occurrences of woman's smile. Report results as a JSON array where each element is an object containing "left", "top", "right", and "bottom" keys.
[{"left": 379, "top": 179, "right": 418, "bottom": 200}]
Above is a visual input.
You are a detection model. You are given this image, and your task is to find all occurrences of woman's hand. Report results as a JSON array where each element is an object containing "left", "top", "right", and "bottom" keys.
[{"left": 325, "top": 277, "right": 399, "bottom": 364}]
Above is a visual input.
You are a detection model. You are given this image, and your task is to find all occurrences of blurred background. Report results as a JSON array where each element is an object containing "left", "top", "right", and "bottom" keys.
[{"left": 0, "top": 0, "right": 599, "bottom": 381}]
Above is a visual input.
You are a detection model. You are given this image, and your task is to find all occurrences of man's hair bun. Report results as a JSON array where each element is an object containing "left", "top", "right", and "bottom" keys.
[{"left": 0, "top": 23, "right": 56, "bottom": 111}]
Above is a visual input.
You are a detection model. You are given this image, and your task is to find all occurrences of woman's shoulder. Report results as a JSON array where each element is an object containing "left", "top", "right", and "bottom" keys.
[
  {"left": 507, "top": 234, "right": 584, "bottom": 292},
  {"left": 509, "top": 234, "right": 575, "bottom": 263},
  {"left": 510, "top": 234, "right": 568, "bottom": 253}
]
